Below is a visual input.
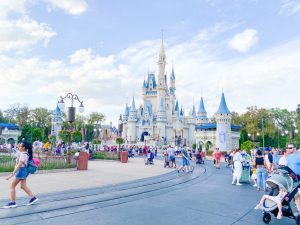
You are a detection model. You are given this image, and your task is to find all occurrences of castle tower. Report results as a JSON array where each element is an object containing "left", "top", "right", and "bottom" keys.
[
  {"left": 51, "top": 104, "right": 63, "bottom": 139},
  {"left": 127, "top": 97, "right": 138, "bottom": 143},
  {"left": 197, "top": 97, "right": 209, "bottom": 124},
  {"left": 215, "top": 92, "right": 232, "bottom": 151},
  {"left": 157, "top": 97, "right": 167, "bottom": 142},
  {"left": 122, "top": 103, "right": 129, "bottom": 139},
  {"left": 187, "top": 104, "right": 196, "bottom": 145}
]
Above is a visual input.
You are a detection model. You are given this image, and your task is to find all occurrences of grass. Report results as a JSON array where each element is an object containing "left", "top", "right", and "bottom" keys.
[
  {"left": 0, "top": 154, "right": 76, "bottom": 173},
  {"left": 92, "top": 151, "right": 118, "bottom": 160}
]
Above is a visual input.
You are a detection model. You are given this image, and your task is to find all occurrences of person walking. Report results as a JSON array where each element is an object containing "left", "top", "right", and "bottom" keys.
[
  {"left": 213, "top": 148, "right": 222, "bottom": 169},
  {"left": 253, "top": 149, "right": 267, "bottom": 192},
  {"left": 4, "top": 141, "right": 38, "bottom": 208},
  {"left": 232, "top": 149, "right": 244, "bottom": 186},
  {"left": 177, "top": 147, "right": 192, "bottom": 173},
  {"left": 286, "top": 143, "right": 300, "bottom": 213}
]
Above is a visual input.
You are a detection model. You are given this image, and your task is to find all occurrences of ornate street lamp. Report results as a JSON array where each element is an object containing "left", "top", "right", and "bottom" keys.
[
  {"left": 58, "top": 93, "right": 85, "bottom": 123},
  {"left": 58, "top": 93, "right": 85, "bottom": 163}
]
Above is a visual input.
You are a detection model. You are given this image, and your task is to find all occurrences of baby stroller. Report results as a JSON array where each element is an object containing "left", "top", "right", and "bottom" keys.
[
  {"left": 259, "top": 166, "right": 300, "bottom": 224},
  {"left": 195, "top": 153, "right": 204, "bottom": 164},
  {"left": 145, "top": 151, "right": 155, "bottom": 165},
  {"left": 128, "top": 149, "right": 134, "bottom": 158},
  {"left": 164, "top": 154, "right": 170, "bottom": 168}
]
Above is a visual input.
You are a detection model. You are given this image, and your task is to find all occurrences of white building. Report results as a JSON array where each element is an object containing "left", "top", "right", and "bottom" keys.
[
  {"left": 121, "top": 38, "right": 240, "bottom": 151},
  {"left": 0, "top": 123, "right": 21, "bottom": 144}
]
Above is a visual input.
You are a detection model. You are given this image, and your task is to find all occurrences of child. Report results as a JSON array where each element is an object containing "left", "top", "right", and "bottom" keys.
[
  {"left": 254, "top": 187, "right": 287, "bottom": 219},
  {"left": 251, "top": 166, "right": 257, "bottom": 187}
]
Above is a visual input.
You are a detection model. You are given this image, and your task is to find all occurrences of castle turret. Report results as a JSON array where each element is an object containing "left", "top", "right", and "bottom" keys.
[
  {"left": 215, "top": 93, "right": 232, "bottom": 151},
  {"left": 127, "top": 97, "right": 138, "bottom": 143},
  {"left": 51, "top": 104, "right": 63, "bottom": 139},
  {"left": 169, "top": 67, "right": 176, "bottom": 95},
  {"left": 157, "top": 97, "right": 167, "bottom": 141},
  {"left": 187, "top": 104, "right": 196, "bottom": 145},
  {"left": 197, "top": 97, "right": 209, "bottom": 124}
]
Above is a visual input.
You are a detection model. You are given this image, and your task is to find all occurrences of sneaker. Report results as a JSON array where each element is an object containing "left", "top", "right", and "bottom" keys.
[
  {"left": 254, "top": 204, "right": 261, "bottom": 210},
  {"left": 253, "top": 184, "right": 257, "bottom": 187},
  {"left": 27, "top": 197, "right": 38, "bottom": 206},
  {"left": 236, "top": 183, "right": 242, "bottom": 186},
  {"left": 277, "top": 212, "right": 283, "bottom": 219},
  {"left": 3, "top": 202, "right": 17, "bottom": 208}
]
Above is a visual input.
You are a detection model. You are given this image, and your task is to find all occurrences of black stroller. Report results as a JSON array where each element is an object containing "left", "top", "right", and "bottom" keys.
[
  {"left": 145, "top": 151, "right": 155, "bottom": 165},
  {"left": 164, "top": 154, "right": 170, "bottom": 168},
  {"left": 195, "top": 153, "right": 204, "bottom": 164},
  {"left": 259, "top": 166, "right": 300, "bottom": 224}
]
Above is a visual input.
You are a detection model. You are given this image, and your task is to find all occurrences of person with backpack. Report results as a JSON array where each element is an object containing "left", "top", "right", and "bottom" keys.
[{"left": 4, "top": 141, "right": 38, "bottom": 208}]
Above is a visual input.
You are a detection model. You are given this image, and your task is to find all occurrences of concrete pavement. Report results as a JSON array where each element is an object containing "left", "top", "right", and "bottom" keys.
[{"left": 0, "top": 160, "right": 297, "bottom": 225}]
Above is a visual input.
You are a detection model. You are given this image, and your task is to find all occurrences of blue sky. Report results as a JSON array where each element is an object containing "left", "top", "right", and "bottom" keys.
[{"left": 1, "top": 0, "right": 300, "bottom": 125}]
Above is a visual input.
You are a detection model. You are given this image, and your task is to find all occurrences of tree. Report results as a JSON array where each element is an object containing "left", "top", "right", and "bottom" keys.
[
  {"left": 18, "top": 124, "right": 32, "bottom": 143},
  {"left": 4, "top": 103, "right": 31, "bottom": 127},
  {"left": 0, "top": 110, "right": 9, "bottom": 123},
  {"left": 87, "top": 112, "right": 105, "bottom": 125},
  {"left": 241, "top": 140, "right": 254, "bottom": 153},
  {"left": 58, "top": 130, "right": 71, "bottom": 143},
  {"left": 31, "top": 107, "right": 52, "bottom": 129},
  {"left": 72, "top": 130, "right": 82, "bottom": 143},
  {"left": 116, "top": 137, "right": 124, "bottom": 150},
  {"left": 31, "top": 127, "right": 43, "bottom": 142}
]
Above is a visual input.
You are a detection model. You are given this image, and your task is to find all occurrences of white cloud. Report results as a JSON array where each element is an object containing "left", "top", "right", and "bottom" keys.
[
  {"left": 45, "top": 0, "right": 88, "bottom": 15},
  {"left": 0, "top": 0, "right": 28, "bottom": 18},
  {"left": 228, "top": 28, "right": 259, "bottom": 52},
  {"left": 0, "top": 16, "right": 56, "bottom": 52},
  {"left": 280, "top": 0, "right": 300, "bottom": 16},
  {"left": 1, "top": 24, "right": 300, "bottom": 125}
]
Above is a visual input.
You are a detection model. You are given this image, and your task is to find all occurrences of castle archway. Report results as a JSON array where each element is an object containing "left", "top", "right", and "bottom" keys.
[{"left": 205, "top": 141, "right": 213, "bottom": 151}]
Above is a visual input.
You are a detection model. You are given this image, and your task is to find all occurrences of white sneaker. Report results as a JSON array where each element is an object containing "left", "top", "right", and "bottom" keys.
[
  {"left": 253, "top": 184, "right": 257, "bottom": 187},
  {"left": 254, "top": 204, "right": 261, "bottom": 210},
  {"left": 232, "top": 181, "right": 235, "bottom": 185},
  {"left": 236, "top": 183, "right": 242, "bottom": 186}
]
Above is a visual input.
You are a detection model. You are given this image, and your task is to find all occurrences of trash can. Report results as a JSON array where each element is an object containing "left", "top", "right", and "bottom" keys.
[
  {"left": 77, "top": 152, "right": 89, "bottom": 170},
  {"left": 120, "top": 151, "right": 128, "bottom": 163}
]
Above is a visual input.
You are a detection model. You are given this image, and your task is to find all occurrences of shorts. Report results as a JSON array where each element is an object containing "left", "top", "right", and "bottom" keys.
[
  {"left": 183, "top": 158, "right": 190, "bottom": 166},
  {"left": 169, "top": 155, "right": 175, "bottom": 162},
  {"left": 15, "top": 167, "right": 29, "bottom": 180},
  {"left": 251, "top": 174, "right": 257, "bottom": 179}
]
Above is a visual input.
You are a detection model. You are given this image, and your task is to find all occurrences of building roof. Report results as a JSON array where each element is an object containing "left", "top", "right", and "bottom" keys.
[
  {"left": 198, "top": 97, "right": 207, "bottom": 114},
  {"left": 216, "top": 92, "right": 231, "bottom": 114},
  {"left": 123, "top": 103, "right": 129, "bottom": 116},
  {"left": 191, "top": 105, "right": 196, "bottom": 116},
  {"left": 129, "top": 97, "right": 136, "bottom": 112},
  {"left": 196, "top": 123, "right": 216, "bottom": 129},
  {"left": 54, "top": 104, "right": 61, "bottom": 116},
  {"left": 174, "top": 100, "right": 179, "bottom": 111},
  {"left": 0, "top": 123, "right": 19, "bottom": 130},
  {"left": 170, "top": 67, "right": 175, "bottom": 81}
]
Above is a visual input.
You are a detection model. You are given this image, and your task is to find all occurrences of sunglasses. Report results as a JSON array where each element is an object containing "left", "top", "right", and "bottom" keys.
[{"left": 287, "top": 147, "right": 294, "bottom": 149}]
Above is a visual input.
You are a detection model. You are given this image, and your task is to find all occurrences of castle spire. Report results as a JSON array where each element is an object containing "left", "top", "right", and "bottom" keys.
[
  {"left": 130, "top": 96, "right": 136, "bottom": 112},
  {"left": 216, "top": 92, "right": 230, "bottom": 114},
  {"left": 198, "top": 97, "right": 207, "bottom": 114},
  {"left": 192, "top": 104, "right": 196, "bottom": 117}
]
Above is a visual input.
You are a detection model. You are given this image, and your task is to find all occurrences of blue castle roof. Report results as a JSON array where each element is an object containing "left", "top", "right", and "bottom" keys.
[
  {"left": 123, "top": 103, "right": 129, "bottom": 116},
  {"left": 192, "top": 105, "right": 196, "bottom": 116},
  {"left": 174, "top": 100, "right": 179, "bottom": 111},
  {"left": 0, "top": 123, "right": 19, "bottom": 130},
  {"left": 54, "top": 104, "right": 61, "bottom": 116},
  {"left": 216, "top": 93, "right": 231, "bottom": 114},
  {"left": 170, "top": 67, "right": 175, "bottom": 81},
  {"left": 130, "top": 97, "right": 136, "bottom": 112},
  {"left": 198, "top": 97, "right": 207, "bottom": 114}
]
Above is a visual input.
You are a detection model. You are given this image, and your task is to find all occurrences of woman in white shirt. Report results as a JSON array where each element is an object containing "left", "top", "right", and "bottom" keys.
[
  {"left": 278, "top": 148, "right": 287, "bottom": 166},
  {"left": 232, "top": 149, "right": 244, "bottom": 186}
]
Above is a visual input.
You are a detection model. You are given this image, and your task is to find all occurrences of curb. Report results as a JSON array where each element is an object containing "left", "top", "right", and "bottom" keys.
[{"left": 0, "top": 168, "right": 77, "bottom": 177}]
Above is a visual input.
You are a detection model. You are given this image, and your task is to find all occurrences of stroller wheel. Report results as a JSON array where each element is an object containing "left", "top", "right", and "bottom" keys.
[
  {"left": 262, "top": 212, "right": 271, "bottom": 224},
  {"left": 296, "top": 214, "right": 300, "bottom": 225}
]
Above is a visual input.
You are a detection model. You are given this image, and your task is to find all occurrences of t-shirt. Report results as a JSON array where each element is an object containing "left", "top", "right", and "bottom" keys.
[
  {"left": 213, "top": 151, "right": 222, "bottom": 160},
  {"left": 286, "top": 151, "right": 300, "bottom": 175},
  {"left": 167, "top": 147, "right": 175, "bottom": 156},
  {"left": 233, "top": 152, "right": 243, "bottom": 162},
  {"left": 278, "top": 156, "right": 287, "bottom": 166},
  {"left": 17, "top": 152, "right": 29, "bottom": 167}
]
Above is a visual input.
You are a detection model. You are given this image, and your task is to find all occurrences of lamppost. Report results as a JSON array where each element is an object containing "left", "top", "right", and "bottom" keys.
[
  {"left": 58, "top": 93, "right": 85, "bottom": 162},
  {"left": 248, "top": 132, "right": 260, "bottom": 147}
]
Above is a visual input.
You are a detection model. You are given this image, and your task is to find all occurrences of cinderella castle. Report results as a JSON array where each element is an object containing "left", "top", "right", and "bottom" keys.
[{"left": 121, "top": 38, "right": 240, "bottom": 151}]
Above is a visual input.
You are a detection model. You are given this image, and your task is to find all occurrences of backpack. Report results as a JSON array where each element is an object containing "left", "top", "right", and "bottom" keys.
[{"left": 26, "top": 159, "right": 38, "bottom": 174}]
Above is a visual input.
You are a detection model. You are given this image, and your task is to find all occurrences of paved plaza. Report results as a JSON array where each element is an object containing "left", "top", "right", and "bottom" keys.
[{"left": 0, "top": 159, "right": 296, "bottom": 225}]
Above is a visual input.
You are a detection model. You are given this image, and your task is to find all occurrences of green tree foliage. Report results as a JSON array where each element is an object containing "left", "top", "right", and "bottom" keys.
[
  {"left": 31, "top": 127, "right": 43, "bottom": 142},
  {"left": 4, "top": 103, "right": 30, "bottom": 127},
  {"left": 58, "top": 130, "right": 71, "bottom": 143},
  {"left": 72, "top": 130, "right": 82, "bottom": 143},
  {"left": 18, "top": 124, "right": 32, "bottom": 143},
  {"left": 87, "top": 112, "right": 105, "bottom": 125},
  {"left": 241, "top": 140, "right": 254, "bottom": 153}
]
